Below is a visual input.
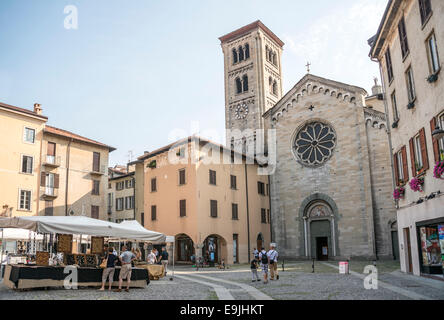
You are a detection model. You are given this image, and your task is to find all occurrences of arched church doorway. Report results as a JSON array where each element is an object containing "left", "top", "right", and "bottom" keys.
[
  {"left": 202, "top": 234, "right": 227, "bottom": 266},
  {"left": 257, "top": 233, "right": 264, "bottom": 250},
  {"left": 176, "top": 233, "right": 195, "bottom": 262},
  {"left": 303, "top": 201, "right": 337, "bottom": 260}
]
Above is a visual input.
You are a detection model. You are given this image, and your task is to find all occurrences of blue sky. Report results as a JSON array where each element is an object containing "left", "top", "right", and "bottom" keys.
[{"left": 0, "top": 0, "right": 387, "bottom": 166}]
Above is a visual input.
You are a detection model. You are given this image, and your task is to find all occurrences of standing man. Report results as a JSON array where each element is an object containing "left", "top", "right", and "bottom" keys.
[
  {"left": 267, "top": 244, "right": 279, "bottom": 281},
  {"left": 253, "top": 248, "right": 259, "bottom": 260},
  {"left": 259, "top": 247, "right": 269, "bottom": 284},
  {"left": 158, "top": 247, "right": 169, "bottom": 276},
  {"left": 114, "top": 245, "right": 136, "bottom": 293}
]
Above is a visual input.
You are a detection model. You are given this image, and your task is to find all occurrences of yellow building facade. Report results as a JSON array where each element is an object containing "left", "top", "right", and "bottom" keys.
[
  {"left": 132, "top": 137, "right": 271, "bottom": 265},
  {"left": 0, "top": 102, "right": 115, "bottom": 220}
]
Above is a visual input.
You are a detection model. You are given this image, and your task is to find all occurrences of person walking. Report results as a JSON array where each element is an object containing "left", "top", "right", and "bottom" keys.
[
  {"left": 114, "top": 245, "right": 136, "bottom": 293},
  {"left": 267, "top": 244, "right": 279, "bottom": 281},
  {"left": 259, "top": 247, "right": 269, "bottom": 284},
  {"left": 158, "top": 247, "right": 169, "bottom": 276},
  {"left": 250, "top": 257, "right": 260, "bottom": 282},
  {"left": 99, "top": 247, "right": 117, "bottom": 291}
]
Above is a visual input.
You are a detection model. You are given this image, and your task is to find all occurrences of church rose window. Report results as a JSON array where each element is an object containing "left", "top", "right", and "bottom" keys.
[{"left": 293, "top": 122, "right": 336, "bottom": 167}]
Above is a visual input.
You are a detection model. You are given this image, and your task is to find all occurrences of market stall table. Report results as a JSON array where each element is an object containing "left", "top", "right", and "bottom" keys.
[
  {"left": 135, "top": 263, "right": 164, "bottom": 280},
  {"left": 3, "top": 264, "right": 150, "bottom": 290}
]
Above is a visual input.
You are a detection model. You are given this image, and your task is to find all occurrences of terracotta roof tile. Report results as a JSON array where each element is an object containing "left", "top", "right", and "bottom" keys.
[
  {"left": 0, "top": 102, "right": 48, "bottom": 120},
  {"left": 44, "top": 125, "right": 115, "bottom": 152}
]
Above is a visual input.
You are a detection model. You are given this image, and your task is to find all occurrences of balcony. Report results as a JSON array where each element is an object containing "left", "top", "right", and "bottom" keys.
[
  {"left": 42, "top": 155, "right": 61, "bottom": 168},
  {"left": 41, "top": 186, "right": 58, "bottom": 199},
  {"left": 91, "top": 164, "right": 106, "bottom": 176}
]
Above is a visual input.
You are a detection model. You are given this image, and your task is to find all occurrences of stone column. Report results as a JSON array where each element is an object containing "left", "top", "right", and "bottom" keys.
[
  {"left": 330, "top": 215, "right": 336, "bottom": 257},
  {"left": 303, "top": 217, "right": 308, "bottom": 257}
]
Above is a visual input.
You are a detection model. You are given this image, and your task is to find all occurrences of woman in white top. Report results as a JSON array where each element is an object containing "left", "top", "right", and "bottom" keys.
[{"left": 147, "top": 250, "right": 157, "bottom": 265}]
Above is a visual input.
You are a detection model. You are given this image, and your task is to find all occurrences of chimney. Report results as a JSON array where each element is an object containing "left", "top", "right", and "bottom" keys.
[
  {"left": 34, "top": 103, "right": 42, "bottom": 115},
  {"left": 371, "top": 78, "right": 382, "bottom": 96}
]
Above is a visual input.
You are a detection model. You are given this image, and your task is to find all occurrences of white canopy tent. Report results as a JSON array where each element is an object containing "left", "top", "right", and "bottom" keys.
[
  {"left": 0, "top": 216, "right": 166, "bottom": 242},
  {"left": 0, "top": 228, "right": 43, "bottom": 241}
]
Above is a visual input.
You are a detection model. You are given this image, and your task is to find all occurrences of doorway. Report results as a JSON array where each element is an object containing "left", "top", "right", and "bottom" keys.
[
  {"left": 316, "top": 237, "right": 329, "bottom": 260},
  {"left": 404, "top": 228, "right": 413, "bottom": 273},
  {"left": 391, "top": 231, "right": 399, "bottom": 260}
]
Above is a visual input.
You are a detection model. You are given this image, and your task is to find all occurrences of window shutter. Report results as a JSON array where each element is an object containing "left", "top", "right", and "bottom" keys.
[
  {"left": 409, "top": 138, "right": 416, "bottom": 177},
  {"left": 419, "top": 127, "right": 429, "bottom": 171},
  {"left": 54, "top": 174, "right": 60, "bottom": 189},
  {"left": 41, "top": 172, "right": 46, "bottom": 187},
  {"left": 401, "top": 146, "right": 409, "bottom": 182},
  {"left": 431, "top": 117, "right": 440, "bottom": 162},
  {"left": 393, "top": 153, "right": 399, "bottom": 186}
]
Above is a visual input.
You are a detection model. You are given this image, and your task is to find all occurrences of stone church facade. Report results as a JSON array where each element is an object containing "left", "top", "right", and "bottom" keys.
[{"left": 221, "top": 21, "right": 397, "bottom": 260}]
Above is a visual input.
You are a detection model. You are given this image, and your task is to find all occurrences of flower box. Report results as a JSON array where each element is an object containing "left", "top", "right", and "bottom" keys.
[
  {"left": 393, "top": 187, "right": 405, "bottom": 200},
  {"left": 409, "top": 177, "right": 424, "bottom": 192},
  {"left": 433, "top": 161, "right": 444, "bottom": 179}
]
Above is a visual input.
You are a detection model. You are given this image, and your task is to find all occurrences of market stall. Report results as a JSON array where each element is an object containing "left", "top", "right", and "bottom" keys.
[{"left": 0, "top": 216, "right": 166, "bottom": 290}]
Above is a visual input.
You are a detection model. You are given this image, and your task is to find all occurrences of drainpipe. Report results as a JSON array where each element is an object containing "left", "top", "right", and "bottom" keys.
[
  {"left": 268, "top": 174, "right": 273, "bottom": 242},
  {"left": 65, "top": 138, "right": 73, "bottom": 216},
  {"left": 244, "top": 163, "right": 251, "bottom": 263}
]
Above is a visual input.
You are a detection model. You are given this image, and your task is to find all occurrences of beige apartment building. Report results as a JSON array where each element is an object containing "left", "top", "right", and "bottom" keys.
[
  {"left": 131, "top": 136, "right": 271, "bottom": 265},
  {"left": 107, "top": 165, "right": 136, "bottom": 223},
  {"left": 0, "top": 102, "right": 115, "bottom": 220},
  {"left": 370, "top": 0, "right": 444, "bottom": 277}
]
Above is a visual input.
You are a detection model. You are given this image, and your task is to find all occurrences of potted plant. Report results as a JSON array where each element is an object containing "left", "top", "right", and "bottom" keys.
[
  {"left": 147, "top": 160, "right": 157, "bottom": 169},
  {"left": 409, "top": 177, "right": 424, "bottom": 192},
  {"left": 393, "top": 187, "right": 405, "bottom": 200},
  {"left": 433, "top": 160, "right": 444, "bottom": 179}
]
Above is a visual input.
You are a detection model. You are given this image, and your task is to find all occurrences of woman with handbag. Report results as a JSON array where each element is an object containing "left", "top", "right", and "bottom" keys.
[{"left": 99, "top": 247, "right": 118, "bottom": 291}]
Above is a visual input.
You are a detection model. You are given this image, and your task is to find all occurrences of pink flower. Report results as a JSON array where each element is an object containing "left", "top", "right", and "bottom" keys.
[
  {"left": 393, "top": 187, "right": 405, "bottom": 200},
  {"left": 409, "top": 177, "right": 424, "bottom": 192},
  {"left": 433, "top": 161, "right": 444, "bottom": 179}
]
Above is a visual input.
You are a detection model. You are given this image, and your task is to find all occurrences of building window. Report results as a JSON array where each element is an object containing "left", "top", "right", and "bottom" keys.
[
  {"left": 45, "top": 200, "right": 53, "bottom": 216},
  {"left": 93, "top": 152, "right": 100, "bottom": 172},
  {"left": 151, "top": 205, "right": 157, "bottom": 221},
  {"left": 46, "top": 142, "right": 56, "bottom": 164},
  {"left": 210, "top": 200, "right": 218, "bottom": 218},
  {"left": 21, "top": 155, "right": 33, "bottom": 174},
  {"left": 261, "top": 208, "right": 267, "bottom": 224},
  {"left": 92, "top": 180, "right": 100, "bottom": 195},
  {"left": 232, "top": 203, "right": 238, "bottom": 220},
  {"left": 406, "top": 67, "right": 416, "bottom": 103},
  {"left": 257, "top": 181, "right": 265, "bottom": 195},
  {"left": 116, "top": 181, "right": 124, "bottom": 190},
  {"left": 410, "top": 128, "right": 429, "bottom": 176},
  {"left": 209, "top": 170, "right": 216, "bottom": 185},
  {"left": 180, "top": 199, "right": 186, "bottom": 217},
  {"left": 385, "top": 48, "right": 394, "bottom": 83},
  {"left": 267, "top": 209, "right": 270, "bottom": 223},
  {"left": 23, "top": 127, "right": 35, "bottom": 144},
  {"left": 151, "top": 178, "right": 157, "bottom": 192},
  {"left": 235, "top": 77, "right": 242, "bottom": 94},
  {"left": 245, "top": 43, "right": 250, "bottom": 59},
  {"left": 398, "top": 17, "right": 409, "bottom": 59},
  {"left": 141, "top": 212, "right": 145, "bottom": 226},
  {"left": 125, "top": 179, "right": 134, "bottom": 189},
  {"left": 19, "top": 190, "right": 31, "bottom": 211},
  {"left": 232, "top": 48, "right": 238, "bottom": 64},
  {"left": 272, "top": 81, "right": 278, "bottom": 95},
  {"left": 179, "top": 169, "right": 186, "bottom": 185},
  {"left": 427, "top": 33, "right": 440, "bottom": 74},
  {"left": 242, "top": 75, "right": 249, "bottom": 92},
  {"left": 125, "top": 196, "right": 134, "bottom": 210},
  {"left": 230, "top": 175, "right": 237, "bottom": 189},
  {"left": 391, "top": 92, "right": 399, "bottom": 122},
  {"left": 414, "top": 134, "right": 423, "bottom": 171},
  {"left": 91, "top": 206, "right": 99, "bottom": 219},
  {"left": 438, "top": 113, "right": 444, "bottom": 160},
  {"left": 396, "top": 150, "right": 405, "bottom": 183},
  {"left": 116, "top": 198, "right": 124, "bottom": 211},
  {"left": 419, "top": 0, "right": 432, "bottom": 25},
  {"left": 108, "top": 193, "right": 113, "bottom": 208}
]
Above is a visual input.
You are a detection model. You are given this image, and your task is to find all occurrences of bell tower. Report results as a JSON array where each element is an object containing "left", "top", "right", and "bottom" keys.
[{"left": 219, "top": 20, "right": 284, "bottom": 152}]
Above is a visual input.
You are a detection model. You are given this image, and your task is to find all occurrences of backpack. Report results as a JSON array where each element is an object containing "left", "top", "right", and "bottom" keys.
[{"left": 261, "top": 252, "right": 268, "bottom": 264}]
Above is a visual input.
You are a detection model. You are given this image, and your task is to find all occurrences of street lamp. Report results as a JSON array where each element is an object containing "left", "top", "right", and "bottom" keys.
[{"left": 432, "top": 123, "right": 444, "bottom": 141}]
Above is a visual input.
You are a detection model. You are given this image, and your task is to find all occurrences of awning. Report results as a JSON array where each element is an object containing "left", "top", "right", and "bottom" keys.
[
  {"left": 0, "top": 228, "right": 43, "bottom": 241},
  {"left": 0, "top": 216, "right": 166, "bottom": 242}
]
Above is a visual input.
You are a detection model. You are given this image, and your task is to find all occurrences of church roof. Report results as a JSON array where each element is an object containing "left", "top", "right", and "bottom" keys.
[
  {"left": 263, "top": 73, "right": 367, "bottom": 118},
  {"left": 219, "top": 20, "right": 284, "bottom": 47}
]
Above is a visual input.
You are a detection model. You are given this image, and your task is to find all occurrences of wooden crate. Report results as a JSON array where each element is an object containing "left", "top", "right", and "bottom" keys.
[{"left": 36, "top": 251, "right": 50, "bottom": 266}]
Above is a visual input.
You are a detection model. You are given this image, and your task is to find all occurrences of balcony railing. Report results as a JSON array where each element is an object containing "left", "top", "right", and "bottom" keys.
[
  {"left": 43, "top": 155, "right": 61, "bottom": 167},
  {"left": 91, "top": 164, "right": 106, "bottom": 176},
  {"left": 41, "top": 186, "right": 58, "bottom": 199}
]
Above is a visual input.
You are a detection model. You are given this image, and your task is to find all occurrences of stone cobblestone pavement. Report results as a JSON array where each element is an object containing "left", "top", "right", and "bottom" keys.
[{"left": 0, "top": 261, "right": 443, "bottom": 300}]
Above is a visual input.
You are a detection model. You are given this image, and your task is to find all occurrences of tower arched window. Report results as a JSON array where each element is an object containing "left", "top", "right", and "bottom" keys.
[
  {"left": 269, "top": 77, "right": 273, "bottom": 93},
  {"left": 245, "top": 44, "right": 250, "bottom": 59},
  {"left": 238, "top": 46, "right": 245, "bottom": 61},
  {"left": 242, "top": 75, "right": 249, "bottom": 92},
  {"left": 232, "top": 48, "right": 238, "bottom": 64},
  {"left": 272, "top": 81, "right": 278, "bottom": 95},
  {"left": 265, "top": 46, "right": 270, "bottom": 61},
  {"left": 235, "top": 77, "right": 242, "bottom": 94},
  {"left": 272, "top": 53, "right": 277, "bottom": 66}
]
